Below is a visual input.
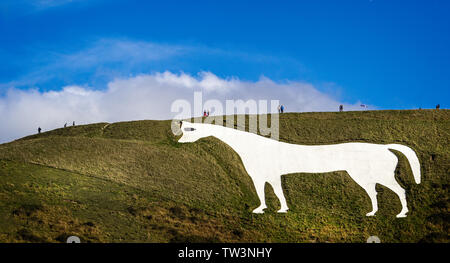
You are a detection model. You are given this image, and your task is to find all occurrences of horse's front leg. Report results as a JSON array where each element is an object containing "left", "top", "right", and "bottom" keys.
[{"left": 252, "top": 179, "right": 267, "bottom": 214}]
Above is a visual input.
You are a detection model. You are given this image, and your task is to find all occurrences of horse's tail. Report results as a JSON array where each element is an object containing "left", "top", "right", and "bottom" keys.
[{"left": 386, "top": 144, "right": 421, "bottom": 184}]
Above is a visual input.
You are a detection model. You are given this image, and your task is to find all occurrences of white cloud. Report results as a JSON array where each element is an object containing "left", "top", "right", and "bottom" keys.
[
  {"left": 0, "top": 38, "right": 306, "bottom": 91},
  {"left": 59, "top": 39, "right": 187, "bottom": 69},
  {"left": 0, "top": 39, "right": 188, "bottom": 89},
  {"left": 32, "top": 0, "right": 77, "bottom": 8},
  {"left": 0, "top": 0, "right": 90, "bottom": 14},
  {"left": 0, "top": 71, "right": 371, "bottom": 143}
]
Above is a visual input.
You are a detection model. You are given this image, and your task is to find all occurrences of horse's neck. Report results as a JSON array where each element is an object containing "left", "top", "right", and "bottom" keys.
[
  {"left": 207, "top": 125, "right": 236, "bottom": 143},
  {"left": 205, "top": 124, "right": 259, "bottom": 151}
]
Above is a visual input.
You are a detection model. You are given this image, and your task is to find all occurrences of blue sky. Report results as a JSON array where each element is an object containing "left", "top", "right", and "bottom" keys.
[
  {"left": 1, "top": 0, "right": 449, "bottom": 107},
  {"left": 0, "top": 0, "right": 449, "bottom": 142}
]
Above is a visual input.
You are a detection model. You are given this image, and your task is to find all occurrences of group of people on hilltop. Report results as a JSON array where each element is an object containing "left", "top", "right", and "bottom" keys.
[
  {"left": 419, "top": 104, "right": 441, "bottom": 110},
  {"left": 36, "top": 102, "right": 443, "bottom": 135},
  {"left": 64, "top": 121, "right": 76, "bottom": 128},
  {"left": 37, "top": 121, "right": 76, "bottom": 134}
]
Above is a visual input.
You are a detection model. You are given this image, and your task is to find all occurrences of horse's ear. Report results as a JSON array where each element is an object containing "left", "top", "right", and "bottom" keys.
[{"left": 179, "top": 121, "right": 183, "bottom": 128}]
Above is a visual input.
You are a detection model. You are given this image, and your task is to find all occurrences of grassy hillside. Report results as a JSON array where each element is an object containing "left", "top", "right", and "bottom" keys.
[{"left": 0, "top": 110, "right": 448, "bottom": 243}]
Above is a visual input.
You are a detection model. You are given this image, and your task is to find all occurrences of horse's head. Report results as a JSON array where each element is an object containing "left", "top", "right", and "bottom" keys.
[{"left": 178, "top": 121, "right": 207, "bottom": 143}]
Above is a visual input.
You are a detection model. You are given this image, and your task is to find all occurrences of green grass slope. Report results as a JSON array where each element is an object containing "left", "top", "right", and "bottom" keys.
[{"left": 0, "top": 110, "right": 448, "bottom": 242}]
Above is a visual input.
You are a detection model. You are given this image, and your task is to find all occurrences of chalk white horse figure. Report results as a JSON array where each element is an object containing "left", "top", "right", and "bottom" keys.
[{"left": 178, "top": 121, "right": 421, "bottom": 218}]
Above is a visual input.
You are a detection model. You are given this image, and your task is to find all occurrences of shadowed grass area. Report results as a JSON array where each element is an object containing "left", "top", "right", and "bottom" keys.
[{"left": 0, "top": 110, "right": 448, "bottom": 242}]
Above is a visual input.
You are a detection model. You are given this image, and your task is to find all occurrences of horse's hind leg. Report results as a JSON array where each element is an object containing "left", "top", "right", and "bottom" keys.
[
  {"left": 270, "top": 179, "right": 289, "bottom": 213},
  {"left": 383, "top": 180, "right": 408, "bottom": 218}
]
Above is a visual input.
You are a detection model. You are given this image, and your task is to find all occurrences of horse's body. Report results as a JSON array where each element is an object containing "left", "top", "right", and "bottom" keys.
[{"left": 178, "top": 121, "right": 421, "bottom": 218}]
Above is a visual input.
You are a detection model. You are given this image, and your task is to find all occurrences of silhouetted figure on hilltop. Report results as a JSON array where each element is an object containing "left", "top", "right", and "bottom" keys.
[
  {"left": 339, "top": 105, "right": 344, "bottom": 112},
  {"left": 436, "top": 104, "right": 440, "bottom": 110},
  {"left": 38, "top": 127, "right": 41, "bottom": 134}
]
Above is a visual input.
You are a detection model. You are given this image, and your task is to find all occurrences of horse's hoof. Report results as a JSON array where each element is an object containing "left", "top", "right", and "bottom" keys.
[
  {"left": 277, "top": 209, "right": 288, "bottom": 213},
  {"left": 366, "top": 212, "right": 376, "bottom": 217},
  {"left": 252, "top": 210, "right": 264, "bottom": 214},
  {"left": 396, "top": 214, "right": 407, "bottom": 218}
]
